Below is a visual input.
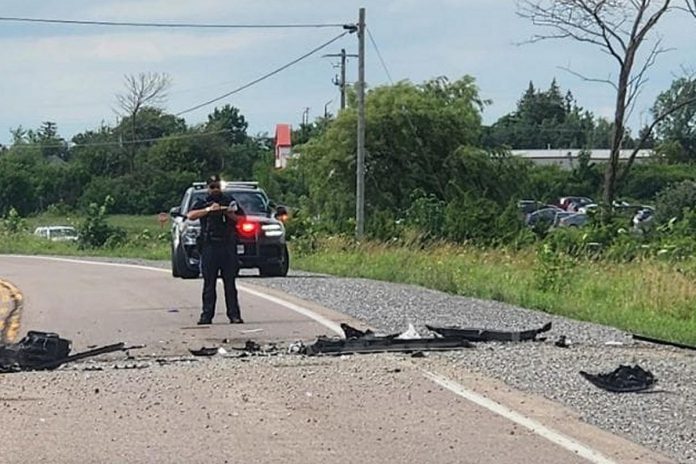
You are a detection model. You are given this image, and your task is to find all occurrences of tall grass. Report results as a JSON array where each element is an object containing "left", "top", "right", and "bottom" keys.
[{"left": 293, "top": 237, "right": 696, "bottom": 345}]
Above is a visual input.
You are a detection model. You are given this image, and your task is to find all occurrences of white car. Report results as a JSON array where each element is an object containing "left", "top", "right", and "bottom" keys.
[{"left": 33, "top": 226, "right": 79, "bottom": 242}]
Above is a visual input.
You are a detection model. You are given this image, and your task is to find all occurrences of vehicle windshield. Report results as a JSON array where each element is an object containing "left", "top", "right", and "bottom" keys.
[
  {"left": 190, "top": 190, "right": 269, "bottom": 215},
  {"left": 52, "top": 228, "right": 78, "bottom": 238}
]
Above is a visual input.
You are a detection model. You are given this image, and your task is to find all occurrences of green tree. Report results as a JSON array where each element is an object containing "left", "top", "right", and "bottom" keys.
[
  {"left": 206, "top": 105, "right": 248, "bottom": 145},
  {"left": 653, "top": 77, "right": 696, "bottom": 163}
]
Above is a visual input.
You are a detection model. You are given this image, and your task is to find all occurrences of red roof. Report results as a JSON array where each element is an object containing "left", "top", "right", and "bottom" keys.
[{"left": 275, "top": 124, "right": 292, "bottom": 147}]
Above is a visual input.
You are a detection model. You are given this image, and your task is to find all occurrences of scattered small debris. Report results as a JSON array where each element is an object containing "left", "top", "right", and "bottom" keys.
[
  {"left": 555, "top": 335, "right": 571, "bottom": 348},
  {"left": 340, "top": 323, "right": 374, "bottom": 339},
  {"left": 188, "top": 347, "right": 219, "bottom": 357},
  {"left": 239, "top": 328, "right": 264, "bottom": 334},
  {"left": 426, "top": 322, "right": 552, "bottom": 342},
  {"left": 167, "top": 309, "right": 179, "bottom": 313},
  {"left": 580, "top": 365, "right": 656, "bottom": 393},
  {"left": 217, "top": 347, "right": 228, "bottom": 355},
  {"left": 288, "top": 341, "right": 306, "bottom": 354},
  {"left": 411, "top": 351, "right": 426, "bottom": 358},
  {"left": 113, "top": 363, "right": 150, "bottom": 370},
  {"left": 604, "top": 341, "right": 624, "bottom": 347},
  {"left": 244, "top": 340, "right": 262, "bottom": 352}
]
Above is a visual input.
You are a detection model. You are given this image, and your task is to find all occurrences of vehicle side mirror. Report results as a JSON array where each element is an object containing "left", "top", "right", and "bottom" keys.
[
  {"left": 268, "top": 200, "right": 278, "bottom": 209},
  {"left": 170, "top": 206, "right": 182, "bottom": 218}
]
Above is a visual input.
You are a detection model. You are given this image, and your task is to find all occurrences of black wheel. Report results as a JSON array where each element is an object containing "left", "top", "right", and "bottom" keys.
[
  {"left": 175, "top": 243, "right": 199, "bottom": 279},
  {"left": 171, "top": 245, "right": 181, "bottom": 278},
  {"left": 259, "top": 245, "right": 290, "bottom": 277}
]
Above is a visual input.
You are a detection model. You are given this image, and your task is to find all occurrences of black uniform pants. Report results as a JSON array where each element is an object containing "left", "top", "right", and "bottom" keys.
[{"left": 200, "top": 242, "right": 241, "bottom": 321}]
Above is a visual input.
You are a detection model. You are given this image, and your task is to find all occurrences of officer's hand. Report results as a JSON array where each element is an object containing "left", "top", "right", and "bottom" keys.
[{"left": 209, "top": 202, "right": 221, "bottom": 212}]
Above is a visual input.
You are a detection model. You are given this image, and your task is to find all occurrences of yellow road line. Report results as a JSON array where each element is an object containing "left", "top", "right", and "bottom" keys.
[{"left": 0, "top": 278, "right": 23, "bottom": 344}]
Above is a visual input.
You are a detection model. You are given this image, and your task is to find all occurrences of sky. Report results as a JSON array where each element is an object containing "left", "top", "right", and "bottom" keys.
[{"left": 1, "top": 0, "right": 695, "bottom": 145}]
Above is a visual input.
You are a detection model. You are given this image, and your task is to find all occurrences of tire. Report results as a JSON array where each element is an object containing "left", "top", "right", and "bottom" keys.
[
  {"left": 175, "top": 243, "right": 199, "bottom": 279},
  {"left": 259, "top": 245, "right": 290, "bottom": 277},
  {"left": 171, "top": 244, "right": 181, "bottom": 278}
]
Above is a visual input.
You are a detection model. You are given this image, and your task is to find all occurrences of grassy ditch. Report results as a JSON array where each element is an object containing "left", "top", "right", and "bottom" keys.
[
  {"left": 292, "top": 237, "right": 696, "bottom": 346},
  {"left": 1, "top": 214, "right": 169, "bottom": 261}
]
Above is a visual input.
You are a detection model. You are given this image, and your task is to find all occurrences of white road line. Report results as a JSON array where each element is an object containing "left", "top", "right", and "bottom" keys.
[
  {"left": 2, "top": 255, "right": 344, "bottom": 336},
  {"left": 423, "top": 371, "right": 617, "bottom": 464}
]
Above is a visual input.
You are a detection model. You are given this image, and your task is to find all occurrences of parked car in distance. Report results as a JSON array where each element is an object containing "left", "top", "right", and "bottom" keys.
[
  {"left": 33, "top": 226, "right": 79, "bottom": 242},
  {"left": 526, "top": 208, "right": 573, "bottom": 229},
  {"left": 557, "top": 213, "right": 590, "bottom": 228},
  {"left": 559, "top": 196, "right": 594, "bottom": 212}
]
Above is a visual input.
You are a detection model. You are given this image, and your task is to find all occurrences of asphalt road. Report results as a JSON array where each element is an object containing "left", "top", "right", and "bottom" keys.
[
  {"left": 0, "top": 255, "right": 344, "bottom": 353},
  {"left": 0, "top": 255, "right": 671, "bottom": 464}
]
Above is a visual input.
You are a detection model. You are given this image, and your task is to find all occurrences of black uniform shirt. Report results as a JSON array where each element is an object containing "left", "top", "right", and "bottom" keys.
[{"left": 192, "top": 193, "right": 240, "bottom": 243}]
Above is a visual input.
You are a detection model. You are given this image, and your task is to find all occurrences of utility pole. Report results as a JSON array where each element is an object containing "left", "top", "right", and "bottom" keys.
[
  {"left": 323, "top": 48, "right": 358, "bottom": 110},
  {"left": 356, "top": 7, "right": 366, "bottom": 239}
]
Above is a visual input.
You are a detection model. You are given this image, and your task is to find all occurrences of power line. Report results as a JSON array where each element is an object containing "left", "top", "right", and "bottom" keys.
[
  {"left": 0, "top": 16, "right": 352, "bottom": 29},
  {"left": 5, "top": 129, "right": 232, "bottom": 150},
  {"left": 367, "top": 27, "right": 393, "bottom": 84},
  {"left": 175, "top": 30, "right": 351, "bottom": 116}
]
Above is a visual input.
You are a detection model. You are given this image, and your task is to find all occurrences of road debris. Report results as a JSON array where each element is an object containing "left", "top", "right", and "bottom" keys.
[
  {"left": 189, "top": 347, "right": 219, "bottom": 357},
  {"left": 0, "top": 331, "right": 126, "bottom": 373},
  {"left": 304, "top": 323, "right": 473, "bottom": 356},
  {"left": 632, "top": 333, "right": 696, "bottom": 351},
  {"left": 426, "top": 322, "right": 552, "bottom": 342},
  {"left": 580, "top": 365, "right": 656, "bottom": 393},
  {"left": 555, "top": 335, "right": 571, "bottom": 348}
]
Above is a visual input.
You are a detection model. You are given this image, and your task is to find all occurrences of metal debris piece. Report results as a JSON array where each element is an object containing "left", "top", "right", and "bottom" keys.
[
  {"left": 555, "top": 335, "right": 571, "bottom": 348},
  {"left": 632, "top": 334, "right": 696, "bottom": 351},
  {"left": 0, "top": 331, "right": 125, "bottom": 373},
  {"left": 426, "top": 322, "right": 552, "bottom": 342},
  {"left": 340, "top": 323, "right": 375, "bottom": 339},
  {"left": 288, "top": 341, "right": 306, "bottom": 354},
  {"left": 395, "top": 323, "right": 420, "bottom": 340},
  {"left": 580, "top": 365, "right": 656, "bottom": 393},
  {"left": 113, "top": 363, "right": 150, "bottom": 370},
  {"left": 188, "top": 347, "right": 219, "bottom": 357},
  {"left": 244, "top": 340, "right": 262, "bottom": 352},
  {"left": 305, "top": 334, "right": 472, "bottom": 356}
]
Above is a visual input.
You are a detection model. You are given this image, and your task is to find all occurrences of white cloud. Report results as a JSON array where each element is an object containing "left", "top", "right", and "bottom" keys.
[{"left": 0, "top": 30, "right": 282, "bottom": 66}]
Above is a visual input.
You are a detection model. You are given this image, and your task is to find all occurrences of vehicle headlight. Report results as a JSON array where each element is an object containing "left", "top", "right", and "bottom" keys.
[{"left": 262, "top": 223, "right": 284, "bottom": 237}]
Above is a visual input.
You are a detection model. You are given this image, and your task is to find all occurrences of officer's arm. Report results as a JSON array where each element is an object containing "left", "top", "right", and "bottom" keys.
[
  {"left": 187, "top": 207, "right": 209, "bottom": 221},
  {"left": 187, "top": 201, "right": 214, "bottom": 220}
]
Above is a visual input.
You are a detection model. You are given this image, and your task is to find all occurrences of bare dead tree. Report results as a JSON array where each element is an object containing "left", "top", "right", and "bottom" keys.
[
  {"left": 518, "top": 0, "right": 674, "bottom": 206},
  {"left": 115, "top": 72, "right": 171, "bottom": 172}
]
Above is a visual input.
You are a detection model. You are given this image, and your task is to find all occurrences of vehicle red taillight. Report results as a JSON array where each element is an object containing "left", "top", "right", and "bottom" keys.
[{"left": 238, "top": 220, "right": 258, "bottom": 237}]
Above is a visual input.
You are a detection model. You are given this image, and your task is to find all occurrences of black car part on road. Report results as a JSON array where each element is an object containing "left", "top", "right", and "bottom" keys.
[
  {"left": 0, "top": 331, "right": 125, "bottom": 373},
  {"left": 579, "top": 365, "right": 656, "bottom": 393},
  {"left": 632, "top": 333, "right": 696, "bottom": 351},
  {"left": 304, "top": 323, "right": 473, "bottom": 356},
  {"left": 425, "top": 322, "right": 552, "bottom": 342}
]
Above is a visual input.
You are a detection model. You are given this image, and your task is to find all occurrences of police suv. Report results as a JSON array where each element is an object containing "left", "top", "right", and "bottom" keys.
[{"left": 169, "top": 181, "right": 289, "bottom": 279}]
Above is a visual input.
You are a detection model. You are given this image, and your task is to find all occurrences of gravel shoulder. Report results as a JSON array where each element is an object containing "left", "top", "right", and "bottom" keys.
[
  {"left": 10, "top": 256, "right": 695, "bottom": 462},
  {"left": 244, "top": 271, "right": 696, "bottom": 464}
]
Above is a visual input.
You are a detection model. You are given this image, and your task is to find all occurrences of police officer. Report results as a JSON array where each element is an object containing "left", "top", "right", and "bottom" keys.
[{"left": 187, "top": 175, "right": 244, "bottom": 325}]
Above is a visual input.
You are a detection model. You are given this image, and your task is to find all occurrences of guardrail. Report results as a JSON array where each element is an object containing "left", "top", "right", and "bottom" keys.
[{"left": 0, "top": 279, "right": 23, "bottom": 344}]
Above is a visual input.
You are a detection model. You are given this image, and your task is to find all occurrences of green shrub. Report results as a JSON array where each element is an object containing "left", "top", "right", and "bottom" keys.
[
  {"left": 2, "top": 207, "right": 27, "bottom": 234},
  {"left": 656, "top": 180, "right": 696, "bottom": 223},
  {"left": 78, "top": 196, "right": 127, "bottom": 248}
]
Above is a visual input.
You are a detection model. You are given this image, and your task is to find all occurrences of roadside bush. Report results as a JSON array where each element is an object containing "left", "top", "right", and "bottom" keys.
[
  {"left": 403, "top": 189, "right": 446, "bottom": 239},
  {"left": 443, "top": 194, "right": 499, "bottom": 243},
  {"left": 655, "top": 180, "right": 696, "bottom": 223},
  {"left": 78, "top": 196, "right": 127, "bottom": 248},
  {"left": 2, "top": 207, "right": 27, "bottom": 234},
  {"left": 534, "top": 243, "right": 575, "bottom": 292}
]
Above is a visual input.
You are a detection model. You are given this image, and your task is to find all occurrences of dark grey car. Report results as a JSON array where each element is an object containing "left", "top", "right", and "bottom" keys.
[{"left": 169, "top": 182, "right": 289, "bottom": 279}]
